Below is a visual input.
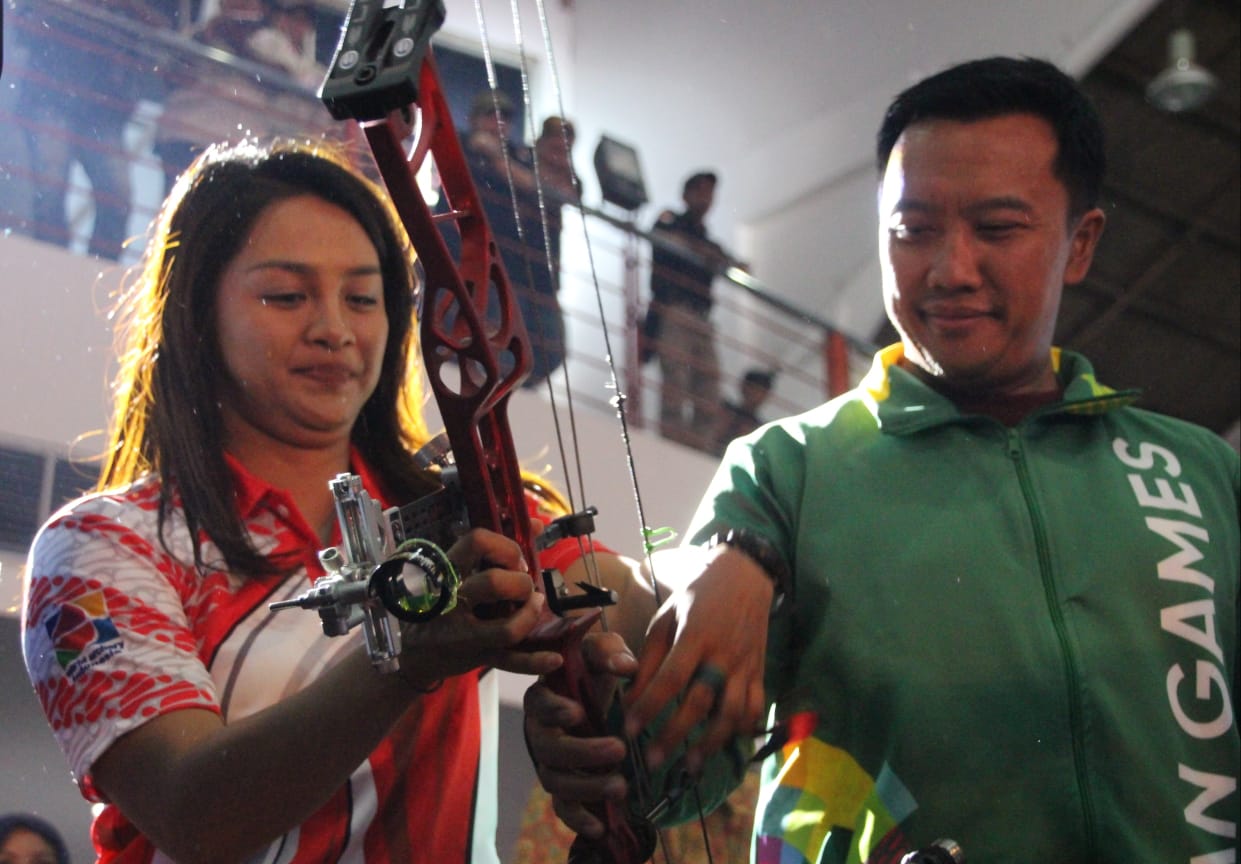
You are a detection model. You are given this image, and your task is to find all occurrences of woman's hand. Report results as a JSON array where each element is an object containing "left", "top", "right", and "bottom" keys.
[{"left": 397, "top": 528, "right": 562, "bottom": 685}]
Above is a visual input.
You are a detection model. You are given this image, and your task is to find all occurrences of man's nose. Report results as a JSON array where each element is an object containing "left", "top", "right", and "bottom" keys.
[{"left": 928, "top": 227, "right": 982, "bottom": 290}]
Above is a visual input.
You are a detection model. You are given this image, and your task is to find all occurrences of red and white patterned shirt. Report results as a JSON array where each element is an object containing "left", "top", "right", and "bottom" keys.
[{"left": 22, "top": 452, "right": 596, "bottom": 863}]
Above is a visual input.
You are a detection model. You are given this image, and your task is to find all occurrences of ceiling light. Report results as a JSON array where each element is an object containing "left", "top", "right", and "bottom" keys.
[{"left": 1146, "top": 28, "right": 1218, "bottom": 113}]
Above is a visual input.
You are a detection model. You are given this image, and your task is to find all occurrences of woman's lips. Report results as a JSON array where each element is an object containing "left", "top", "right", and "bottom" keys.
[{"left": 296, "top": 364, "right": 357, "bottom": 385}]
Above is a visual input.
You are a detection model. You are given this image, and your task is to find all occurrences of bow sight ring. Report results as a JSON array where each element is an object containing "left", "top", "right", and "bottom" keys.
[{"left": 371, "top": 538, "right": 460, "bottom": 623}]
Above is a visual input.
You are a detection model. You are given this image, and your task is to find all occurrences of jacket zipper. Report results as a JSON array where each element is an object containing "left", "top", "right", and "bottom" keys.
[{"left": 1006, "top": 427, "right": 1099, "bottom": 856}]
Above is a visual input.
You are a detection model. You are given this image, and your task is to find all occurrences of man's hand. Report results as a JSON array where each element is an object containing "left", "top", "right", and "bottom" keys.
[
  {"left": 622, "top": 545, "right": 773, "bottom": 775},
  {"left": 523, "top": 631, "right": 637, "bottom": 838}
]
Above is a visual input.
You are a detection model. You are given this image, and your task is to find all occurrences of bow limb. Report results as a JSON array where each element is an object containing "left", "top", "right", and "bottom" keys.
[
  {"left": 320, "top": 3, "right": 656, "bottom": 862},
  {"left": 360, "top": 58, "right": 536, "bottom": 570}
]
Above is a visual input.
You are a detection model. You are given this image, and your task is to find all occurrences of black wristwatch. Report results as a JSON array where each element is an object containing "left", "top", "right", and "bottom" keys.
[{"left": 708, "top": 527, "right": 793, "bottom": 609}]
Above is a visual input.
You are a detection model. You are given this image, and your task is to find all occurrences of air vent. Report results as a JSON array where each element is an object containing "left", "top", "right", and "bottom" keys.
[{"left": 0, "top": 447, "right": 45, "bottom": 551}]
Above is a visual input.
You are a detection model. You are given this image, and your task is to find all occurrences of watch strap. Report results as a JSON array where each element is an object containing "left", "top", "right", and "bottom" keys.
[{"left": 708, "top": 527, "right": 793, "bottom": 608}]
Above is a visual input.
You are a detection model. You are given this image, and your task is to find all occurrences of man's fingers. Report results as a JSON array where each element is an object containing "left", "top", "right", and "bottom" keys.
[
  {"left": 582, "top": 631, "right": 637, "bottom": 677},
  {"left": 640, "top": 679, "right": 719, "bottom": 770},
  {"left": 552, "top": 797, "right": 612, "bottom": 840},
  {"left": 524, "top": 682, "right": 583, "bottom": 726},
  {"left": 620, "top": 612, "right": 676, "bottom": 715}
]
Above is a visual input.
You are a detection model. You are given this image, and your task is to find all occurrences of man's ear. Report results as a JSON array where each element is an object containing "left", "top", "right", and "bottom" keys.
[{"left": 1064, "top": 207, "right": 1107, "bottom": 285}]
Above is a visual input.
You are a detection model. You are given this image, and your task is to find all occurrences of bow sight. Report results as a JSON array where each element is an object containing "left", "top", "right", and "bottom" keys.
[
  {"left": 270, "top": 470, "right": 617, "bottom": 671},
  {"left": 270, "top": 471, "right": 464, "bottom": 672}
]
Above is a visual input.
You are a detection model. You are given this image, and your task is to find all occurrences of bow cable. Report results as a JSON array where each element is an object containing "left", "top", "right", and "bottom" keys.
[{"left": 479, "top": 3, "right": 714, "bottom": 862}]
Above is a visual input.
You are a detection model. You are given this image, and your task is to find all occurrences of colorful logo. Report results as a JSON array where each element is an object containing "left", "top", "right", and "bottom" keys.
[
  {"left": 755, "top": 737, "right": 916, "bottom": 864},
  {"left": 45, "top": 590, "right": 123, "bottom": 681}
]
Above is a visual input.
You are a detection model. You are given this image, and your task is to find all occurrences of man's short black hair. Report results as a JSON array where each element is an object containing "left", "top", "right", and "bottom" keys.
[
  {"left": 876, "top": 56, "right": 1105, "bottom": 217},
  {"left": 683, "top": 171, "right": 718, "bottom": 196},
  {"left": 743, "top": 369, "right": 775, "bottom": 389}
]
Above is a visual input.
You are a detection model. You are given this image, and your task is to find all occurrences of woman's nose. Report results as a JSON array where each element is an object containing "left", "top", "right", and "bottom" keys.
[{"left": 307, "top": 299, "right": 355, "bottom": 350}]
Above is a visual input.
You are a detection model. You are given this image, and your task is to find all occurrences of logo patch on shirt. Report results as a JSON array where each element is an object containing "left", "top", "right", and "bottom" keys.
[{"left": 45, "top": 590, "right": 123, "bottom": 681}]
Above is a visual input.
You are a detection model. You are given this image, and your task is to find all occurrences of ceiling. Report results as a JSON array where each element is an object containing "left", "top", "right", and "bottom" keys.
[
  {"left": 872, "top": 0, "right": 1240, "bottom": 438},
  {"left": 1070, "top": 0, "right": 1238, "bottom": 437}
]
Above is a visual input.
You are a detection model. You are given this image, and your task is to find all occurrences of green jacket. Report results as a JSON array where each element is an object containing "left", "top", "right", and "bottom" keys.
[{"left": 677, "top": 346, "right": 1239, "bottom": 863}]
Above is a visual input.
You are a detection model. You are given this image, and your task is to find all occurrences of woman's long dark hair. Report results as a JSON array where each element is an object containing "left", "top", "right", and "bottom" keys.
[{"left": 99, "top": 139, "right": 438, "bottom": 578}]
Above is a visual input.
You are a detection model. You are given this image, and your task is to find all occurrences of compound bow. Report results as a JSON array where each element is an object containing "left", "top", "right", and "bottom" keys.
[{"left": 313, "top": 1, "right": 660, "bottom": 861}]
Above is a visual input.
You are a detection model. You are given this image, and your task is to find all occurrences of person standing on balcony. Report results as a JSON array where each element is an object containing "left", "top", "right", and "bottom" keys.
[
  {"left": 450, "top": 92, "right": 567, "bottom": 388},
  {"left": 15, "top": 0, "right": 171, "bottom": 260},
  {"left": 645, "top": 171, "right": 744, "bottom": 451},
  {"left": 533, "top": 115, "right": 581, "bottom": 293},
  {"left": 712, "top": 367, "right": 775, "bottom": 456},
  {"left": 246, "top": 0, "right": 327, "bottom": 89},
  {"left": 153, "top": 0, "right": 332, "bottom": 198}
]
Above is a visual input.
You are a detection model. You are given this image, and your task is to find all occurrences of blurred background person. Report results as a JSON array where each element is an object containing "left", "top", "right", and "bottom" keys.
[
  {"left": 246, "top": 0, "right": 326, "bottom": 88},
  {"left": 153, "top": 0, "right": 332, "bottom": 198},
  {"left": 0, "top": 813, "right": 70, "bottom": 864},
  {"left": 533, "top": 115, "right": 580, "bottom": 291},
  {"left": 644, "top": 170, "right": 746, "bottom": 451},
  {"left": 450, "top": 92, "right": 567, "bottom": 387},
  {"left": 15, "top": 0, "right": 172, "bottom": 260},
  {"left": 713, "top": 367, "right": 775, "bottom": 455}
]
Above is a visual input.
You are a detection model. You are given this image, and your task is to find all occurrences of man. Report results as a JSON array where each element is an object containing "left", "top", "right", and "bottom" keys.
[
  {"left": 248, "top": 0, "right": 326, "bottom": 88},
  {"left": 645, "top": 171, "right": 738, "bottom": 450},
  {"left": 526, "top": 57, "right": 1239, "bottom": 862},
  {"left": 713, "top": 367, "right": 776, "bottom": 455},
  {"left": 534, "top": 115, "right": 581, "bottom": 287},
  {"left": 456, "top": 91, "right": 566, "bottom": 387},
  {"left": 16, "top": 0, "right": 172, "bottom": 260}
]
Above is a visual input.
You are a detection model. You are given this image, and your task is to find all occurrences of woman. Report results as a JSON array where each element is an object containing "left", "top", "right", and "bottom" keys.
[{"left": 20, "top": 139, "right": 643, "bottom": 863}]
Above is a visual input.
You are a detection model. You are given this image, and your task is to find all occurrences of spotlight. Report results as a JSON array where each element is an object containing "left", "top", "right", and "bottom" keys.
[
  {"left": 1146, "top": 28, "right": 1218, "bottom": 113},
  {"left": 594, "top": 135, "right": 648, "bottom": 212}
]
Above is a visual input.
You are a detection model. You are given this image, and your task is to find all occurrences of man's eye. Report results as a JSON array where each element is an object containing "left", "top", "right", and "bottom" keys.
[
  {"left": 978, "top": 222, "right": 1021, "bottom": 237},
  {"left": 892, "top": 223, "right": 932, "bottom": 240}
]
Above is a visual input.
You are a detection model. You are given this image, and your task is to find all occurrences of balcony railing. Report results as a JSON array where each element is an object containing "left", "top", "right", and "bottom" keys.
[{"left": 0, "top": 0, "right": 876, "bottom": 455}]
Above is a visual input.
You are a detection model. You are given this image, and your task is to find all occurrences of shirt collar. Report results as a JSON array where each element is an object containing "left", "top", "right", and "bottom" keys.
[{"left": 224, "top": 445, "right": 387, "bottom": 522}]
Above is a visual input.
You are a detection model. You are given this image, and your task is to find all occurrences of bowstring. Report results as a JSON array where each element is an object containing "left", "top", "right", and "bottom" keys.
[
  {"left": 498, "top": 0, "right": 596, "bottom": 585},
  {"left": 523, "top": 0, "right": 669, "bottom": 611},
  {"left": 469, "top": 0, "right": 581, "bottom": 532},
  {"left": 490, "top": 3, "right": 714, "bottom": 862}
]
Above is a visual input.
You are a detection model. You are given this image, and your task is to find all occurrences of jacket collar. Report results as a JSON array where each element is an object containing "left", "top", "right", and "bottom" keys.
[{"left": 861, "top": 344, "right": 1140, "bottom": 434}]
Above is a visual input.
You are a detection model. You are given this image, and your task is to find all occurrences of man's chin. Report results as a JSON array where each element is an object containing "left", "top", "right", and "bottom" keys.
[{"left": 908, "top": 350, "right": 1004, "bottom": 391}]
